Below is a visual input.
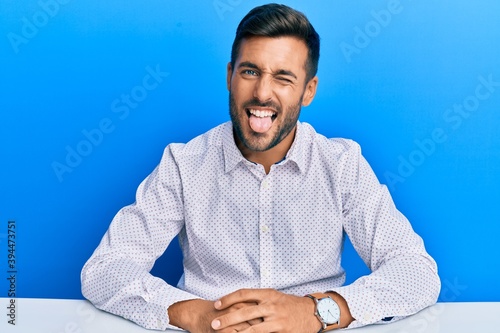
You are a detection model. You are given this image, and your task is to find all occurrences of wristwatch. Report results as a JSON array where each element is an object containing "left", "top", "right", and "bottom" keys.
[{"left": 306, "top": 293, "right": 341, "bottom": 332}]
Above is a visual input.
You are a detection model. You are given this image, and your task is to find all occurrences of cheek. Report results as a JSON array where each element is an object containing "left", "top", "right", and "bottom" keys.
[
  {"left": 276, "top": 87, "right": 300, "bottom": 106},
  {"left": 230, "top": 78, "right": 242, "bottom": 94},
  {"left": 231, "top": 81, "right": 255, "bottom": 101}
]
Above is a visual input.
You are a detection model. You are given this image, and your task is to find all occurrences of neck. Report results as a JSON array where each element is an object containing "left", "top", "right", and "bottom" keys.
[{"left": 236, "top": 126, "right": 297, "bottom": 174}]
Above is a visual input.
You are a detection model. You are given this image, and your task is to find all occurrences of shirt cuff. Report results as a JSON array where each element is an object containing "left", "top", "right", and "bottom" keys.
[{"left": 328, "top": 282, "right": 384, "bottom": 328}]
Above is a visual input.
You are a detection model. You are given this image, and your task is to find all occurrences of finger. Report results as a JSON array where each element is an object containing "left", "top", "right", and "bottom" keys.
[
  {"left": 215, "top": 289, "right": 268, "bottom": 310},
  {"left": 212, "top": 304, "right": 264, "bottom": 330},
  {"left": 235, "top": 320, "right": 280, "bottom": 333},
  {"left": 217, "top": 318, "right": 263, "bottom": 333},
  {"left": 216, "top": 321, "right": 251, "bottom": 333},
  {"left": 247, "top": 317, "right": 264, "bottom": 325},
  {"left": 228, "top": 301, "right": 259, "bottom": 311}
]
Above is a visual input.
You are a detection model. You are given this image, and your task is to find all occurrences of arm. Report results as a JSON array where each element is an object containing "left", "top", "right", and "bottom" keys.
[
  {"left": 330, "top": 141, "right": 441, "bottom": 327},
  {"left": 81, "top": 146, "right": 200, "bottom": 330}
]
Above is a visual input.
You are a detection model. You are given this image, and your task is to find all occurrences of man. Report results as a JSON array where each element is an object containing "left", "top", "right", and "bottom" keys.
[{"left": 81, "top": 4, "right": 440, "bottom": 332}]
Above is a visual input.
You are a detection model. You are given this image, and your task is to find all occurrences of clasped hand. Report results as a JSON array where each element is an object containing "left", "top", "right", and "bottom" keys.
[{"left": 210, "top": 288, "right": 320, "bottom": 333}]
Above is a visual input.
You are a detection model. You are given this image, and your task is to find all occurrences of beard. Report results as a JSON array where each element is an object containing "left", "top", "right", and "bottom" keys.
[{"left": 229, "top": 92, "right": 303, "bottom": 152}]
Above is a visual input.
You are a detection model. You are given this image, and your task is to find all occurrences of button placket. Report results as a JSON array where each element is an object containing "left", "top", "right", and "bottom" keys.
[{"left": 259, "top": 175, "right": 273, "bottom": 287}]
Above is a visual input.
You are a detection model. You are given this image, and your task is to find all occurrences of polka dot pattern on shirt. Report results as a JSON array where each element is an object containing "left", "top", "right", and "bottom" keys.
[{"left": 81, "top": 121, "right": 440, "bottom": 330}]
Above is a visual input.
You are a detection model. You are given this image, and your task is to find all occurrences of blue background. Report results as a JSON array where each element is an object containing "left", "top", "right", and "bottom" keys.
[{"left": 1, "top": 0, "right": 499, "bottom": 302}]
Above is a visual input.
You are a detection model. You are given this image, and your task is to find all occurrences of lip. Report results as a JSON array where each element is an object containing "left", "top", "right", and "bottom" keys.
[{"left": 246, "top": 106, "right": 276, "bottom": 112}]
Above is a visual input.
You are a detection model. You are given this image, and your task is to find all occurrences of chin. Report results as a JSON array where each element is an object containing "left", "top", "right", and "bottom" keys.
[{"left": 244, "top": 131, "right": 281, "bottom": 152}]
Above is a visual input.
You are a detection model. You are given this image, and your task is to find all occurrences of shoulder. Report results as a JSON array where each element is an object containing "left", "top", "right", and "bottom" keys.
[
  {"left": 165, "top": 122, "right": 229, "bottom": 159},
  {"left": 152, "top": 123, "right": 229, "bottom": 182},
  {"left": 300, "top": 122, "right": 361, "bottom": 160}
]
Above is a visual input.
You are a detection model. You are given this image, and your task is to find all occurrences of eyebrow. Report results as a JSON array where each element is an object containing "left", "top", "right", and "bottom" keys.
[{"left": 238, "top": 61, "right": 298, "bottom": 80}]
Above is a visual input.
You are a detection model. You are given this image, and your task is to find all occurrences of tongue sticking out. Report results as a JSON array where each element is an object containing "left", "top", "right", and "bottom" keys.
[{"left": 249, "top": 115, "right": 273, "bottom": 133}]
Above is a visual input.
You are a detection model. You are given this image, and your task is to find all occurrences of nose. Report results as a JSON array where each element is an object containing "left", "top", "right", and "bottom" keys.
[{"left": 253, "top": 75, "right": 273, "bottom": 102}]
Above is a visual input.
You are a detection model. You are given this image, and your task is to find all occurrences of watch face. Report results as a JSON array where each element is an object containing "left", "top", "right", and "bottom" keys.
[{"left": 317, "top": 297, "right": 340, "bottom": 325}]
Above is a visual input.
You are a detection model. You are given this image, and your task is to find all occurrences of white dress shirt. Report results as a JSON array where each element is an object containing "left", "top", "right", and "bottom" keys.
[{"left": 81, "top": 121, "right": 440, "bottom": 330}]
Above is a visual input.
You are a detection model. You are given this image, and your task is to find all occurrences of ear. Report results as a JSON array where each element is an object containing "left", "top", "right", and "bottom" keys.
[
  {"left": 301, "top": 76, "right": 318, "bottom": 107},
  {"left": 226, "top": 62, "right": 233, "bottom": 91}
]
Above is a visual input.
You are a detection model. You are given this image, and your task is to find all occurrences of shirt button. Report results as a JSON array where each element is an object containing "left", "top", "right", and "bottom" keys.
[
  {"left": 262, "top": 180, "right": 270, "bottom": 189},
  {"left": 261, "top": 225, "right": 269, "bottom": 233},
  {"left": 262, "top": 270, "right": 270, "bottom": 278},
  {"left": 363, "top": 313, "right": 372, "bottom": 322}
]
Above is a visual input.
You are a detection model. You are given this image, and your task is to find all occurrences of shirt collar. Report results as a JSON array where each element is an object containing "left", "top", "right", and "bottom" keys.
[
  {"left": 222, "top": 122, "right": 246, "bottom": 173},
  {"left": 222, "top": 121, "right": 309, "bottom": 174},
  {"left": 283, "top": 121, "right": 308, "bottom": 173}
]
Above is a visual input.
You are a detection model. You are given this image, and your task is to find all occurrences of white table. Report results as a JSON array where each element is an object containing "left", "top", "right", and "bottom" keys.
[{"left": 1, "top": 298, "right": 499, "bottom": 332}]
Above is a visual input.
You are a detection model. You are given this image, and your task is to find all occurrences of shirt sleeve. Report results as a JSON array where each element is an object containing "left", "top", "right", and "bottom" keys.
[
  {"left": 330, "top": 140, "right": 441, "bottom": 328},
  {"left": 81, "top": 145, "right": 198, "bottom": 331}
]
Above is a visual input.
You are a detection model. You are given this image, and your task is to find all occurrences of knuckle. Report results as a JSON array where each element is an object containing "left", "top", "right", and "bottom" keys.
[
  {"left": 231, "top": 303, "right": 244, "bottom": 311},
  {"left": 235, "top": 288, "right": 247, "bottom": 297},
  {"left": 267, "top": 303, "right": 278, "bottom": 314},
  {"left": 265, "top": 288, "right": 277, "bottom": 297},
  {"left": 220, "top": 315, "right": 235, "bottom": 328},
  {"left": 247, "top": 325, "right": 258, "bottom": 333},
  {"left": 256, "top": 304, "right": 268, "bottom": 318}
]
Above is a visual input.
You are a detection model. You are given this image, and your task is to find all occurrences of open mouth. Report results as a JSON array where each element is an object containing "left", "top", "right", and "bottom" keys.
[{"left": 246, "top": 108, "right": 277, "bottom": 133}]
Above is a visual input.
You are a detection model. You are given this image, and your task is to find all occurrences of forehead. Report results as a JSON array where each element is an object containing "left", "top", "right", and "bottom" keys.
[{"left": 236, "top": 36, "right": 309, "bottom": 78}]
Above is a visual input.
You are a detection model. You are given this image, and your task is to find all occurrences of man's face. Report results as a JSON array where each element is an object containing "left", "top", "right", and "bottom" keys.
[{"left": 227, "top": 36, "right": 317, "bottom": 152}]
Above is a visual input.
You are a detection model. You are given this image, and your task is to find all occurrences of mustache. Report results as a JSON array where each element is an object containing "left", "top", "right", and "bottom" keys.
[{"left": 242, "top": 98, "right": 281, "bottom": 112}]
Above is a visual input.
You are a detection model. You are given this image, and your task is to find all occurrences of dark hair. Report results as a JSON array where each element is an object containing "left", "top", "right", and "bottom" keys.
[{"left": 231, "top": 3, "right": 320, "bottom": 82}]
